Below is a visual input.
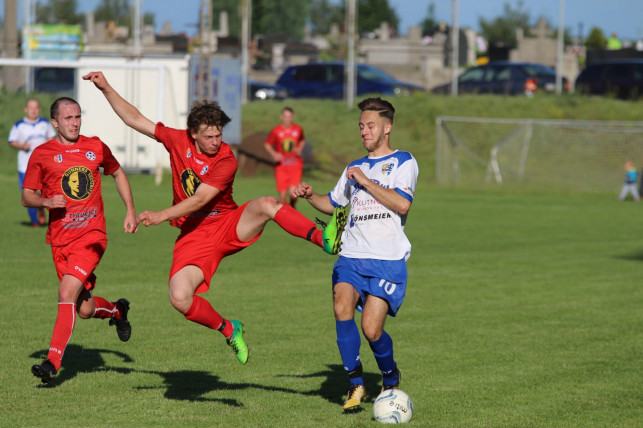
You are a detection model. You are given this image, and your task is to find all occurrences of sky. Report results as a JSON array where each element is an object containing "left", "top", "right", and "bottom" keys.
[{"left": 2, "top": 0, "right": 643, "bottom": 41}]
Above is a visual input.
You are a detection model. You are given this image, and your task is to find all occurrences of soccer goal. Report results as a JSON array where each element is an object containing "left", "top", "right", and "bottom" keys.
[{"left": 436, "top": 116, "right": 643, "bottom": 192}]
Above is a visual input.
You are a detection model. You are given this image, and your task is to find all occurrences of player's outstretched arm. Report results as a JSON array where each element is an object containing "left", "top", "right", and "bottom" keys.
[
  {"left": 292, "top": 182, "right": 334, "bottom": 215},
  {"left": 83, "top": 71, "right": 156, "bottom": 140},
  {"left": 111, "top": 167, "right": 138, "bottom": 234},
  {"left": 137, "top": 181, "right": 221, "bottom": 227}
]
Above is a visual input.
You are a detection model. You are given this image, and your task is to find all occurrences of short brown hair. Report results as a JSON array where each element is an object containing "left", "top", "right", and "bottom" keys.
[
  {"left": 187, "top": 100, "right": 231, "bottom": 133},
  {"left": 50, "top": 97, "right": 80, "bottom": 120},
  {"left": 357, "top": 97, "right": 395, "bottom": 124}
]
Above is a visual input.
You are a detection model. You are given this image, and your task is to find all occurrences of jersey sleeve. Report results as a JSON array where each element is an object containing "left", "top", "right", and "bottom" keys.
[
  {"left": 8, "top": 123, "right": 19, "bottom": 143},
  {"left": 22, "top": 149, "right": 43, "bottom": 191},
  {"left": 328, "top": 166, "right": 351, "bottom": 207},
  {"left": 265, "top": 127, "right": 278, "bottom": 148},
  {"left": 394, "top": 153, "right": 418, "bottom": 202},
  {"left": 154, "top": 122, "right": 182, "bottom": 153},
  {"left": 101, "top": 142, "right": 121, "bottom": 175}
]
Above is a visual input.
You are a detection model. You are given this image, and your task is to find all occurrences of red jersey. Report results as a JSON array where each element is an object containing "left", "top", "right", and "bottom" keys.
[
  {"left": 22, "top": 136, "right": 120, "bottom": 246},
  {"left": 265, "top": 123, "right": 305, "bottom": 166},
  {"left": 154, "top": 123, "right": 238, "bottom": 230}
]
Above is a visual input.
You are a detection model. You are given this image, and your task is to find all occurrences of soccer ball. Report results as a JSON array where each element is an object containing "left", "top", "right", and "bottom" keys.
[{"left": 373, "top": 389, "right": 413, "bottom": 424}]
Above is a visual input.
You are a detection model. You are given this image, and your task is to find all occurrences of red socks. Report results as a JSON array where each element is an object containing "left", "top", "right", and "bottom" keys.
[
  {"left": 184, "top": 295, "right": 233, "bottom": 336},
  {"left": 47, "top": 303, "right": 76, "bottom": 370},
  {"left": 273, "top": 205, "right": 323, "bottom": 247},
  {"left": 92, "top": 296, "right": 121, "bottom": 319}
]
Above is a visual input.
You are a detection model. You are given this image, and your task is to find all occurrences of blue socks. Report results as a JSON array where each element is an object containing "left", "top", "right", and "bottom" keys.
[
  {"left": 336, "top": 319, "right": 363, "bottom": 385},
  {"left": 368, "top": 330, "right": 398, "bottom": 386}
]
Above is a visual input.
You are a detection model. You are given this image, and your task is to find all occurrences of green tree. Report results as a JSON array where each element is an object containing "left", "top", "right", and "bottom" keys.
[
  {"left": 420, "top": 2, "right": 438, "bottom": 36},
  {"left": 357, "top": 0, "right": 399, "bottom": 34},
  {"left": 36, "top": 0, "right": 82, "bottom": 25},
  {"left": 478, "top": 1, "right": 530, "bottom": 48},
  {"left": 212, "top": 0, "right": 309, "bottom": 41},
  {"left": 94, "top": 0, "right": 130, "bottom": 27},
  {"left": 253, "top": 0, "right": 310, "bottom": 40},
  {"left": 309, "top": 0, "right": 344, "bottom": 35},
  {"left": 212, "top": 0, "right": 240, "bottom": 36},
  {"left": 584, "top": 26, "right": 607, "bottom": 50}
]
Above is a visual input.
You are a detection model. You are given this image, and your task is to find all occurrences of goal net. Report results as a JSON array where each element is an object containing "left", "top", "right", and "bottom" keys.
[{"left": 436, "top": 116, "right": 643, "bottom": 192}]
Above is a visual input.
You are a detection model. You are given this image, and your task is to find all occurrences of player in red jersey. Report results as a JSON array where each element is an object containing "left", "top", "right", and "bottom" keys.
[
  {"left": 264, "top": 107, "right": 306, "bottom": 207},
  {"left": 84, "top": 71, "right": 346, "bottom": 365},
  {"left": 22, "top": 97, "right": 138, "bottom": 383}
]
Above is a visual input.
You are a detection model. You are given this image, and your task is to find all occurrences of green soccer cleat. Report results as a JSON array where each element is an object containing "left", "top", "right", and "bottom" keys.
[
  {"left": 321, "top": 206, "right": 347, "bottom": 255},
  {"left": 226, "top": 320, "right": 248, "bottom": 365}
]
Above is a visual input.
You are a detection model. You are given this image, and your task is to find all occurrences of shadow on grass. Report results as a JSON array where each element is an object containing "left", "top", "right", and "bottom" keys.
[
  {"left": 29, "top": 344, "right": 134, "bottom": 388},
  {"left": 613, "top": 248, "right": 643, "bottom": 261},
  {"left": 133, "top": 369, "right": 299, "bottom": 405},
  {"left": 279, "top": 364, "right": 381, "bottom": 412}
]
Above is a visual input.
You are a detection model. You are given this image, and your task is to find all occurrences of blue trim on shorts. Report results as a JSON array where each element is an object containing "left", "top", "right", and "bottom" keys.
[{"left": 332, "top": 256, "right": 407, "bottom": 316}]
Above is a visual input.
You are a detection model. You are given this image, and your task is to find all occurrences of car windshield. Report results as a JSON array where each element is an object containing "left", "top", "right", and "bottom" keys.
[
  {"left": 357, "top": 64, "right": 397, "bottom": 83},
  {"left": 523, "top": 64, "right": 555, "bottom": 77}
]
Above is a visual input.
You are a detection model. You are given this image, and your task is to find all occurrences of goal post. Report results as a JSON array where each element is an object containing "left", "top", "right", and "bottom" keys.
[{"left": 436, "top": 116, "right": 643, "bottom": 192}]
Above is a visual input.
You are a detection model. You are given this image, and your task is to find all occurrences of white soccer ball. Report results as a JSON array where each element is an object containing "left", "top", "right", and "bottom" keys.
[{"left": 373, "top": 389, "right": 413, "bottom": 424}]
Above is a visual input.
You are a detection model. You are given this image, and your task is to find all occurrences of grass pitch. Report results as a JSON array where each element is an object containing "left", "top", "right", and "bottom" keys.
[{"left": 0, "top": 172, "right": 640, "bottom": 427}]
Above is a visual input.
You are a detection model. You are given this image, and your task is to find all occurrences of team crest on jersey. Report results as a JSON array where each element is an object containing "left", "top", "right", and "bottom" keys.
[
  {"left": 54, "top": 154, "right": 63, "bottom": 163},
  {"left": 86, "top": 151, "right": 96, "bottom": 161},
  {"left": 200, "top": 165, "right": 209, "bottom": 175},
  {"left": 181, "top": 169, "right": 201, "bottom": 196},
  {"left": 381, "top": 163, "right": 394, "bottom": 175},
  {"left": 281, "top": 138, "right": 296, "bottom": 153},
  {"left": 61, "top": 166, "right": 94, "bottom": 200}
]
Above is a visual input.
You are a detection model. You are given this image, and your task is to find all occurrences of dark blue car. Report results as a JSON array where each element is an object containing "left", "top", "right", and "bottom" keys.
[{"left": 276, "top": 62, "right": 423, "bottom": 99}]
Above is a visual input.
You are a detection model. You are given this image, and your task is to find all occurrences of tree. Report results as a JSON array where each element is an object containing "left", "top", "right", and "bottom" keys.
[
  {"left": 420, "top": 2, "right": 438, "bottom": 36},
  {"left": 211, "top": 0, "right": 309, "bottom": 41},
  {"left": 36, "top": 0, "right": 83, "bottom": 25},
  {"left": 478, "top": 1, "right": 531, "bottom": 48},
  {"left": 252, "top": 0, "right": 310, "bottom": 41},
  {"left": 309, "top": 0, "right": 344, "bottom": 35},
  {"left": 357, "top": 0, "right": 399, "bottom": 35},
  {"left": 585, "top": 26, "right": 607, "bottom": 50},
  {"left": 94, "top": 0, "right": 130, "bottom": 27}
]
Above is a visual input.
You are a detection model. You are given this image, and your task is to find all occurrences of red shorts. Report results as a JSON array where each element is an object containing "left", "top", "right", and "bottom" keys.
[
  {"left": 170, "top": 202, "right": 261, "bottom": 294},
  {"left": 275, "top": 160, "right": 303, "bottom": 192},
  {"left": 50, "top": 230, "right": 107, "bottom": 290}
]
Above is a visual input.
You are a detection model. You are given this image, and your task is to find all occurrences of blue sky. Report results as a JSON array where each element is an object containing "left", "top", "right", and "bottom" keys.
[{"left": 3, "top": 0, "right": 642, "bottom": 40}]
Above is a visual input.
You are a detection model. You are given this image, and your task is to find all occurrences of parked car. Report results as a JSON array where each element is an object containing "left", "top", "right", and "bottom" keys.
[
  {"left": 249, "top": 79, "right": 289, "bottom": 100},
  {"left": 432, "top": 61, "right": 568, "bottom": 96},
  {"left": 276, "top": 62, "right": 423, "bottom": 99},
  {"left": 575, "top": 59, "right": 643, "bottom": 99},
  {"left": 33, "top": 67, "right": 75, "bottom": 94}
]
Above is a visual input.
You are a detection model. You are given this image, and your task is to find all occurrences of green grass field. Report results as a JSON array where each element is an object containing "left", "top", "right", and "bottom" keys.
[{"left": 0, "top": 170, "right": 641, "bottom": 427}]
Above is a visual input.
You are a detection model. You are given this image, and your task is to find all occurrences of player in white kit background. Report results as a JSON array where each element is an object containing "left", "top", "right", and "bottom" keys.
[{"left": 292, "top": 97, "right": 419, "bottom": 411}]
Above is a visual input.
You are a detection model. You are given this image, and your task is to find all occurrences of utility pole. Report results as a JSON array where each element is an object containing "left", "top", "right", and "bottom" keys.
[
  {"left": 198, "top": 0, "right": 213, "bottom": 101},
  {"left": 555, "top": 0, "right": 565, "bottom": 95},
  {"left": 241, "top": 0, "right": 251, "bottom": 104},
  {"left": 345, "top": 0, "right": 356, "bottom": 108},
  {"left": 450, "top": 0, "right": 459, "bottom": 97}
]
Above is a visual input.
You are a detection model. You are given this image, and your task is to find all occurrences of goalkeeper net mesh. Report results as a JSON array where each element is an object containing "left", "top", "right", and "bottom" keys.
[{"left": 436, "top": 116, "right": 643, "bottom": 192}]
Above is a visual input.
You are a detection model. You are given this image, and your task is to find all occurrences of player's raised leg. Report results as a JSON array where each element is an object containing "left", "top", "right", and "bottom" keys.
[{"left": 170, "top": 265, "right": 248, "bottom": 364}]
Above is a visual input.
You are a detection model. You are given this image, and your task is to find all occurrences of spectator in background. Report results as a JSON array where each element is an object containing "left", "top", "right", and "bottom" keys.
[
  {"left": 264, "top": 107, "right": 306, "bottom": 208},
  {"left": 607, "top": 33, "right": 622, "bottom": 50},
  {"left": 8, "top": 98, "right": 57, "bottom": 227},
  {"left": 618, "top": 160, "right": 639, "bottom": 201}
]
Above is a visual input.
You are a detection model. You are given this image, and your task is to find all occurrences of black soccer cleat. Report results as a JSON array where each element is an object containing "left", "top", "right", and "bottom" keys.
[
  {"left": 31, "top": 360, "right": 57, "bottom": 384},
  {"left": 381, "top": 367, "right": 401, "bottom": 393},
  {"left": 109, "top": 298, "right": 131, "bottom": 342}
]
